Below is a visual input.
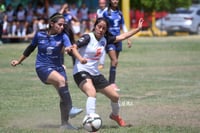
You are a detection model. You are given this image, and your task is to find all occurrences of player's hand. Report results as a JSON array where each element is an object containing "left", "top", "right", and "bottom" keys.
[
  {"left": 65, "top": 46, "right": 72, "bottom": 54},
  {"left": 80, "top": 58, "right": 87, "bottom": 64},
  {"left": 138, "top": 18, "right": 144, "bottom": 30},
  {"left": 11, "top": 60, "right": 20, "bottom": 67},
  {"left": 127, "top": 38, "right": 132, "bottom": 48}
]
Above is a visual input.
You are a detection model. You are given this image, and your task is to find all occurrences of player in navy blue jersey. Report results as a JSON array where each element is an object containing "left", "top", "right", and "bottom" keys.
[
  {"left": 11, "top": 13, "right": 82, "bottom": 130},
  {"left": 103, "top": 0, "right": 131, "bottom": 91},
  {"left": 96, "top": 0, "right": 107, "bottom": 69},
  {"left": 70, "top": 17, "right": 143, "bottom": 127},
  {"left": 60, "top": 3, "right": 80, "bottom": 66}
]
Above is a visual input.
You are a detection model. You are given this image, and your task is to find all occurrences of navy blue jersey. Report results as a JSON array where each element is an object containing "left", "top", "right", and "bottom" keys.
[
  {"left": 103, "top": 9, "right": 125, "bottom": 36},
  {"left": 30, "top": 31, "right": 71, "bottom": 68},
  {"left": 63, "top": 13, "right": 73, "bottom": 23}
]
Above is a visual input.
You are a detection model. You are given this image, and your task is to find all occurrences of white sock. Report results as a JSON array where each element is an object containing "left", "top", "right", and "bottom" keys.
[
  {"left": 12, "top": 25, "right": 16, "bottom": 35},
  {"left": 22, "top": 28, "right": 26, "bottom": 36},
  {"left": 3, "top": 21, "right": 7, "bottom": 31},
  {"left": 86, "top": 97, "right": 96, "bottom": 115},
  {"left": 111, "top": 101, "right": 120, "bottom": 116}
]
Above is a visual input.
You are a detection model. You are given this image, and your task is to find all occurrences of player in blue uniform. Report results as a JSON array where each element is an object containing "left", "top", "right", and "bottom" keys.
[
  {"left": 70, "top": 17, "right": 143, "bottom": 127},
  {"left": 96, "top": 0, "right": 107, "bottom": 69},
  {"left": 103, "top": 0, "right": 131, "bottom": 91},
  {"left": 60, "top": 3, "right": 80, "bottom": 65},
  {"left": 10, "top": 13, "right": 82, "bottom": 130}
]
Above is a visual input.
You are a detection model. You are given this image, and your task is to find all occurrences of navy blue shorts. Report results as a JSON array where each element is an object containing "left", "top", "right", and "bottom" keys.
[
  {"left": 73, "top": 71, "right": 110, "bottom": 90},
  {"left": 106, "top": 41, "right": 122, "bottom": 52},
  {"left": 36, "top": 66, "right": 67, "bottom": 84}
]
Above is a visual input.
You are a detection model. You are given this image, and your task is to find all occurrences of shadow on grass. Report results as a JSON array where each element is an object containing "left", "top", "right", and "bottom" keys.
[
  {"left": 101, "top": 123, "right": 134, "bottom": 129},
  {"left": 37, "top": 123, "right": 133, "bottom": 130},
  {"left": 37, "top": 124, "right": 60, "bottom": 129}
]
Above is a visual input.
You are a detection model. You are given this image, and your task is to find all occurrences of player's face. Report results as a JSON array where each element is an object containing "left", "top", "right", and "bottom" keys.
[
  {"left": 110, "top": 0, "right": 119, "bottom": 8},
  {"left": 99, "top": 0, "right": 106, "bottom": 9},
  {"left": 50, "top": 18, "right": 65, "bottom": 34},
  {"left": 94, "top": 20, "right": 107, "bottom": 40}
]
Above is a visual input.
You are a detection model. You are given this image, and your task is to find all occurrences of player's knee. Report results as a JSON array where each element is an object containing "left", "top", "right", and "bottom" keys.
[
  {"left": 111, "top": 59, "right": 118, "bottom": 66},
  {"left": 57, "top": 77, "right": 66, "bottom": 87},
  {"left": 111, "top": 94, "right": 119, "bottom": 102},
  {"left": 85, "top": 89, "right": 97, "bottom": 97}
]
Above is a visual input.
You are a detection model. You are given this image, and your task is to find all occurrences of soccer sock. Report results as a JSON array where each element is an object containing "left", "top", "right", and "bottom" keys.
[
  {"left": 109, "top": 66, "right": 116, "bottom": 83},
  {"left": 111, "top": 101, "right": 120, "bottom": 116},
  {"left": 86, "top": 97, "right": 96, "bottom": 115},
  {"left": 12, "top": 25, "right": 16, "bottom": 35},
  {"left": 58, "top": 86, "right": 72, "bottom": 124}
]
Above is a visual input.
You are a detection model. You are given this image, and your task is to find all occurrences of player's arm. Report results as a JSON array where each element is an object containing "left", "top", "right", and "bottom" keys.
[
  {"left": 59, "top": 4, "right": 67, "bottom": 14},
  {"left": 122, "top": 24, "right": 132, "bottom": 48},
  {"left": 114, "top": 18, "right": 143, "bottom": 43},
  {"left": 11, "top": 44, "right": 37, "bottom": 66},
  {"left": 70, "top": 34, "right": 90, "bottom": 64},
  {"left": 71, "top": 44, "right": 87, "bottom": 64}
]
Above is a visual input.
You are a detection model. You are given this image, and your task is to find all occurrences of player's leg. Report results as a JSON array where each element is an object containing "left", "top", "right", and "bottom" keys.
[
  {"left": 98, "top": 50, "right": 106, "bottom": 69},
  {"left": 108, "top": 49, "right": 118, "bottom": 83},
  {"left": 99, "top": 85, "right": 126, "bottom": 126},
  {"left": 36, "top": 68, "right": 82, "bottom": 129},
  {"left": 81, "top": 79, "right": 97, "bottom": 115},
  {"left": 107, "top": 48, "right": 120, "bottom": 91},
  {"left": 74, "top": 72, "right": 97, "bottom": 115}
]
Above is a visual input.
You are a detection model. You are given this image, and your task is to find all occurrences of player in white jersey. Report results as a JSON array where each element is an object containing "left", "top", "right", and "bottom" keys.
[{"left": 70, "top": 17, "right": 143, "bottom": 127}]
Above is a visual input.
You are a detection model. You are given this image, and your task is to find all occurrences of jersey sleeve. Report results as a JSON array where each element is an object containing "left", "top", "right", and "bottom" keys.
[
  {"left": 23, "top": 32, "right": 39, "bottom": 57},
  {"left": 106, "top": 32, "right": 116, "bottom": 44},
  {"left": 119, "top": 11, "right": 125, "bottom": 25},
  {"left": 76, "top": 34, "right": 90, "bottom": 48},
  {"left": 63, "top": 33, "right": 72, "bottom": 47},
  {"left": 30, "top": 31, "right": 39, "bottom": 47}
]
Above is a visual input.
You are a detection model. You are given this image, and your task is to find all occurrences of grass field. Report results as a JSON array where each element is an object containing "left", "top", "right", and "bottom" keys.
[{"left": 0, "top": 35, "right": 200, "bottom": 133}]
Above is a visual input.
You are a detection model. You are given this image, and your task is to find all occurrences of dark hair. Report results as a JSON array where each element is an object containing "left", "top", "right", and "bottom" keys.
[
  {"left": 63, "top": 23, "right": 75, "bottom": 44},
  {"left": 93, "top": 17, "right": 111, "bottom": 37},
  {"left": 108, "top": 0, "right": 119, "bottom": 16},
  {"left": 49, "top": 12, "right": 64, "bottom": 23},
  {"left": 48, "top": 12, "right": 64, "bottom": 30}
]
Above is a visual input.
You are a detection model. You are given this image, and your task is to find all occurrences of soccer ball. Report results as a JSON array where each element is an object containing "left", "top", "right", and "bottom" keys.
[{"left": 82, "top": 113, "right": 102, "bottom": 132}]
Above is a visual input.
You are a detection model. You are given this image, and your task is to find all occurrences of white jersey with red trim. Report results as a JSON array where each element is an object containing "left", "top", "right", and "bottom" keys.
[{"left": 73, "top": 32, "right": 107, "bottom": 76}]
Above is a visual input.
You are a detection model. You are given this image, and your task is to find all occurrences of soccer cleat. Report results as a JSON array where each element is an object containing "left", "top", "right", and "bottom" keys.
[
  {"left": 111, "top": 83, "right": 120, "bottom": 91},
  {"left": 60, "top": 122, "right": 78, "bottom": 130},
  {"left": 109, "top": 114, "right": 126, "bottom": 127},
  {"left": 69, "top": 107, "right": 83, "bottom": 118}
]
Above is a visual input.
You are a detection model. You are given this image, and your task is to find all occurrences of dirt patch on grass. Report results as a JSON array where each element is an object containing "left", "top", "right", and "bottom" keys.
[{"left": 122, "top": 104, "right": 200, "bottom": 128}]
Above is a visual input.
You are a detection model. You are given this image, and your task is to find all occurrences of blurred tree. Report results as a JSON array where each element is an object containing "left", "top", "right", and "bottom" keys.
[
  {"left": 130, "top": 0, "right": 192, "bottom": 12},
  {"left": 130, "top": 0, "right": 192, "bottom": 36}
]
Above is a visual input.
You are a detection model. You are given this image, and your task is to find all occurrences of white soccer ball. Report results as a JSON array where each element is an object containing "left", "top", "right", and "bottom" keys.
[{"left": 82, "top": 113, "right": 102, "bottom": 132}]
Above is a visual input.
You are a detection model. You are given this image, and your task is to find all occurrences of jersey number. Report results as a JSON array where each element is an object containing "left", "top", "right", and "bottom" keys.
[
  {"left": 46, "top": 47, "right": 54, "bottom": 55},
  {"left": 114, "top": 19, "right": 120, "bottom": 27},
  {"left": 95, "top": 48, "right": 102, "bottom": 57}
]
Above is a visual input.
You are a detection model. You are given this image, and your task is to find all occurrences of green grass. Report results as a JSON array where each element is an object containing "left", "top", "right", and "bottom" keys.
[{"left": 0, "top": 35, "right": 200, "bottom": 133}]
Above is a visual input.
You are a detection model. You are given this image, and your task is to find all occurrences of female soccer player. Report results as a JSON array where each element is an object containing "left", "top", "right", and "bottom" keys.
[
  {"left": 10, "top": 13, "right": 82, "bottom": 130},
  {"left": 103, "top": 0, "right": 131, "bottom": 91},
  {"left": 71, "top": 17, "right": 143, "bottom": 127},
  {"left": 96, "top": 0, "right": 107, "bottom": 69}
]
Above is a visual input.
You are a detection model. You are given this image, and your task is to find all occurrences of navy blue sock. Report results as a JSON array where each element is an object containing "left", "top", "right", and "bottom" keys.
[
  {"left": 58, "top": 86, "right": 72, "bottom": 124},
  {"left": 109, "top": 66, "right": 116, "bottom": 83}
]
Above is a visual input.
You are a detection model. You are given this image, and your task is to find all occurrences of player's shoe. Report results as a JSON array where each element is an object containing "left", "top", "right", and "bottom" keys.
[
  {"left": 109, "top": 113, "right": 126, "bottom": 127},
  {"left": 60, "top": 122, "right": 78, "bottom": 130},
  {"left": 69, "top": 107, "right": 83, "bottom": 118},
  {"left": 111, "top": 83, "right": 120, "bottom": 91}
]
